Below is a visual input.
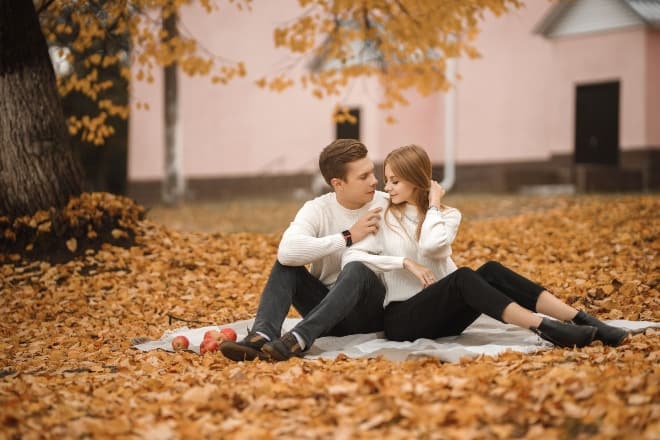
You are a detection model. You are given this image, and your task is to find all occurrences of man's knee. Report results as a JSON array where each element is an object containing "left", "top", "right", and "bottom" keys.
[
  {"left": 339, "top": 261, "right": 375, "bottom": 281},
  {"left": 274, "top": 260, "right": 304, "bottom": 271},
  {"left": 271, "top": 260, "right": 308, "bottom": 279}
]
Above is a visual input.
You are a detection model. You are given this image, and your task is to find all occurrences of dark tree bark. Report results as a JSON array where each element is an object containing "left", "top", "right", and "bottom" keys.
[{"left": 0, "top": 0, "right": 83, "bottom": 217}]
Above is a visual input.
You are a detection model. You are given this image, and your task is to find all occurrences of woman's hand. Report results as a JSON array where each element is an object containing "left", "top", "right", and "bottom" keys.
[
  {"left": 403, "top": 258, "right": 436, "bottom": 288},
  {"left": 428, "top": 181, "right": 445, "bottom": 208}
]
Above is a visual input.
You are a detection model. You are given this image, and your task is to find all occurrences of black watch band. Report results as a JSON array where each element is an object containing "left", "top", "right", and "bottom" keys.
[{"left": 342, "top": 230, "right": 353, "bottom": 247}]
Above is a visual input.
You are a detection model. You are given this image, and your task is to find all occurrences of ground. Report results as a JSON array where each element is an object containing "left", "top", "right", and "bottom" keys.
[{"left": 1, "top": 194, "right": 658, "bottom": 439}]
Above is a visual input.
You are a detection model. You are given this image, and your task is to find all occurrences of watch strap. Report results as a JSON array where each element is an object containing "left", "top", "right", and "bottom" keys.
[{"left": 341, "top": 230, "right": 353, "bottom": 247}]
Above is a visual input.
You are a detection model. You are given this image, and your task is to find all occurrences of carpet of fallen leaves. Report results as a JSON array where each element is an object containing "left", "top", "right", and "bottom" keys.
[{"left": 1, "top": 194, "right": 658, "bottom": 439}]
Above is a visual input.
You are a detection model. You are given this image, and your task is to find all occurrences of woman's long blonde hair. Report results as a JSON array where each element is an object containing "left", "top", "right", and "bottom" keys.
[{"left": 384, "top": 145, "right": 432, "bottom": 241}]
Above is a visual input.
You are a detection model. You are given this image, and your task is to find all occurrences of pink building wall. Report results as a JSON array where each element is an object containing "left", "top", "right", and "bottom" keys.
[
  {"left": 456, "top": 0, "right": 558, "bottom": 163},
  {"left": 456, "top": 1, "right": 649, "bottom": 163},
  {"left": 552, "top": 28, "right": 647, "bottom": 150},
  {"left": 128, "top": 0, "right": 657, "bottom": 182},
  {"left": 130, "top": 0, "right": 339, "bottom": 180}
]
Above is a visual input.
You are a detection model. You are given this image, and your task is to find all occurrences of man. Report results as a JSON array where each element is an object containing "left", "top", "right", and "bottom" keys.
[{"left": 220, "top": 139, "right": 388, "bottom": 362}]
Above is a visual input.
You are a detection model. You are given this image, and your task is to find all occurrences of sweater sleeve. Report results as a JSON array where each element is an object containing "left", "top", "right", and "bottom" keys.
[
  {"left": 341, "top": 229, "right": 405, "bottom": 273},
  {"left": 418, "top": 207, "right": 462, "bottom": 258},
  {"left": 277, "top": 201, "right": 346, "bottom": 266}
]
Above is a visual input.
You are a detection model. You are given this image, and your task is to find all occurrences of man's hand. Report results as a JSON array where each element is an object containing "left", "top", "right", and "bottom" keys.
[
  {"left": 349, "top": 207, "right": 382, "bottom": 243},
  {"left": 403, "top": 258, "right": 436, "bottom": 288}
]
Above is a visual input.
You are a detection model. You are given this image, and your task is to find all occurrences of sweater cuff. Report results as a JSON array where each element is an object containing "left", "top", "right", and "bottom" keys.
[
  {"left": 395, "top": 256, "right": 405, "bottom": 269},
  {"left": 333, "top": 232, "right": 348, "bottom": 249}
]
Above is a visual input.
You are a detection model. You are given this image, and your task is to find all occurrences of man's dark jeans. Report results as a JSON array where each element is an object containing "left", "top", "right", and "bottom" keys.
[{"left": 252, "top": 261, "right": 385, "bottom": 348}]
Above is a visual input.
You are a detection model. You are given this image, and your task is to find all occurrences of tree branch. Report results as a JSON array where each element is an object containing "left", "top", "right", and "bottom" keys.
[{"left": 37, "top": 0, "right": 56, "bottom": 15}]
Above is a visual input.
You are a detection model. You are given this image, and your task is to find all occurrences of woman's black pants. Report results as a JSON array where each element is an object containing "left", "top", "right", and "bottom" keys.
[{"left": 384, "top": 261, "right": 546, "bottom": 342}]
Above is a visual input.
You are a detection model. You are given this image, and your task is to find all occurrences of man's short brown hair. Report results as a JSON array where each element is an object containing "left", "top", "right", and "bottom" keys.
[{"left": 318, "top": 139, "right": 368, "bottom": 185}]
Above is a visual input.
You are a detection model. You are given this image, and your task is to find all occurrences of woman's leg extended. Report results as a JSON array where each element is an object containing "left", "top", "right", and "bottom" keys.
[
  {"left": 501, "top": 303, "right": 542, "bottom": 329},
  {"left": 385, "top": 267, "right": 525, "bottom": 341},
  {"left": 535, "top": 291, "right": 579, "bottom": 321},
  {"left": 385, "top": 267, "right": 596, "bottom": 347},
  {"left": 476, "top": 261, "right": 626, "bottom": 346},
  {"left": 476, "top": 261, "right": 578, "bottom": 320}
]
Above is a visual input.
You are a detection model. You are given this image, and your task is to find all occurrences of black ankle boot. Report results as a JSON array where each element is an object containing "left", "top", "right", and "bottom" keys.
[
  {"left": 571, "top": 310, "right": 629, "bottom": 347},
  {"left": 531, "top": 318, "right": 597, "bottom": 348}
]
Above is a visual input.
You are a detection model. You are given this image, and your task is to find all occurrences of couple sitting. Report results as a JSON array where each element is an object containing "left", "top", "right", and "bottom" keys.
[{"left": 220, "top": 139, "right": 628, "bottom": 362}]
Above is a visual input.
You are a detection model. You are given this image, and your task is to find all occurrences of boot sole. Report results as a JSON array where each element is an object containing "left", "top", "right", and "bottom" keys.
[{"left": 220, "top": 341, "right": 270, "bottom": 362}]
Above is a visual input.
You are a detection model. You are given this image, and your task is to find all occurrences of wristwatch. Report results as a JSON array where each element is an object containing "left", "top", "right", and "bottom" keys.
[
  {"left": 342, "top": 230, "right": 353, "bottom": 247},
  {"left": 428, "top": 205, "right": 440, "bottom": 212}
]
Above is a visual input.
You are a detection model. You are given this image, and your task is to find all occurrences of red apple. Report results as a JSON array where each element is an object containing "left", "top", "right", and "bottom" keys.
[
  {"left": 203, "top": 330, "right": 222, "bottom": 341},
  {"left": 172, "top": 335, "right": 189, "bottom": 351},
  {"left": 199, "top": 338, "right": 219, "bottom": 354},
  {"left": 220, "top": 327, "right": 237, "bottom": 342}
]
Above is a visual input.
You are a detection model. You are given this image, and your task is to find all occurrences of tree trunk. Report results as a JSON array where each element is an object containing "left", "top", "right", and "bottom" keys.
[
  {"left": 162, "top": 6, "right": 184, "bottom": 206},
  {"left": 0, "top": 1, "right": 83, "bottom": 217}
]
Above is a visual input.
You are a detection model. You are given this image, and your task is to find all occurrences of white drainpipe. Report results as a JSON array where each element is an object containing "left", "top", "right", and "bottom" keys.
[{"left": 441, "top": 56, "right": 457, "bottom": 191}]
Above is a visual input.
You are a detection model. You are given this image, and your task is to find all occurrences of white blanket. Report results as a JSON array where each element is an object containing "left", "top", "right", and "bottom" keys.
[{"left": 131, "top": 316, "right": 658, "bottom": 363}]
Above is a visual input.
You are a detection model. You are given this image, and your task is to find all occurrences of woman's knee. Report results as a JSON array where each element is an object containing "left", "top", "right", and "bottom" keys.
[
  {"left": 476, "top": 260, "right": 502, "bottom": 277},
  {"left": 454, "top": 266, "right": 477, "bottom": 279},
  {"left": 452, "top": 267, "right": 481, "bottom": 290}
]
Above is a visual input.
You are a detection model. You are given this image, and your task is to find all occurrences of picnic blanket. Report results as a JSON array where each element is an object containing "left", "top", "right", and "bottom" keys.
[{"left": 131, "top": 316, "right": 658, "bottom": 362}]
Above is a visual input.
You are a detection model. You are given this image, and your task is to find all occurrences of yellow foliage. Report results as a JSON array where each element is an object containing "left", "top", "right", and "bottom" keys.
[
  {"left": 268, "top": 0, "right": 522, "bottom": 118},
  {"left": 39, "top": 0, "right": 519, "bottom": 144},
  {"left": 40, "top": 0, "right": 252, "bottom": 146}
]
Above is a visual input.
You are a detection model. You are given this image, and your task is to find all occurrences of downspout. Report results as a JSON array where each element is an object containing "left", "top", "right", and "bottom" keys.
[{"left": 441, "top": 56, "right": 457, "bottom": 191}]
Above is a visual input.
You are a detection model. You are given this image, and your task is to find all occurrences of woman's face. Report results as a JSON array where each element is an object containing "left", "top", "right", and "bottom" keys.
[{"left": 384, "top": 163, "right": 416, "bottom": 205}]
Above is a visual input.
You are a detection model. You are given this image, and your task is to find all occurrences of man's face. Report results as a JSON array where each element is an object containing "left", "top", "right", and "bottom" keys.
[{"left": 334, "top": 157, "right": 378, "bottom": 208}]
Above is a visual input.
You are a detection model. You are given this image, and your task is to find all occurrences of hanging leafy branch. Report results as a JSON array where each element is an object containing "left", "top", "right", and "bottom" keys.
[
  {"left": 37, "top": 0, "right": 250, "bottom": 146},
  {"left": 260, "top": 0, "right": 522, "bottom": 121}
]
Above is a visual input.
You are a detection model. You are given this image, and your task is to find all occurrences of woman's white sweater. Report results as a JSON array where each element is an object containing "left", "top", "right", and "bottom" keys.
[
  {"left": 342, "top": 204, "right": 462, "bottom": 306},
  {"left": 277, "top": 191, "right": 390, "bottom": 287}
]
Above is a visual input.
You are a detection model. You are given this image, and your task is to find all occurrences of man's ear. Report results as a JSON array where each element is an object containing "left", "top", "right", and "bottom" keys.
[{"left": 330, "top": 177, "right": 343, "bottom": 191}]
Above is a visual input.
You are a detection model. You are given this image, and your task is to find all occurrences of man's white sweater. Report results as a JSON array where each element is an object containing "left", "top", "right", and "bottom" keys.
[
  {"left": 342, "top": 204, "right": 462, "bottom": 306},
  {"left": 277, "top": 191, "right": 390, "bottom": 287}
]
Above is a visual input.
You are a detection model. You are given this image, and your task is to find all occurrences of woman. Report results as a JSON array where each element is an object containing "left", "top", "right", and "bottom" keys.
[{"left": 342, "top": 145, "right": 628, "bottom": 348}]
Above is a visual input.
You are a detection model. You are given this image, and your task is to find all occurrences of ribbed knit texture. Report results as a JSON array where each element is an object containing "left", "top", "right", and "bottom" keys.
[
  {"left": 343, "top": 204, "right": 461, "bottom": 306},
  {"left": 277, "top": 191, "right": 389, "bottom": 287}
]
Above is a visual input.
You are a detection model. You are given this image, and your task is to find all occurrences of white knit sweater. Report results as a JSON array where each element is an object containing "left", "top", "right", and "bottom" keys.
[
  {"left": 277, "top": 191, "right": 390, "bottom": 287},
  {"left": 342, "top": 204, "right": 462, "bottom": 306}
]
